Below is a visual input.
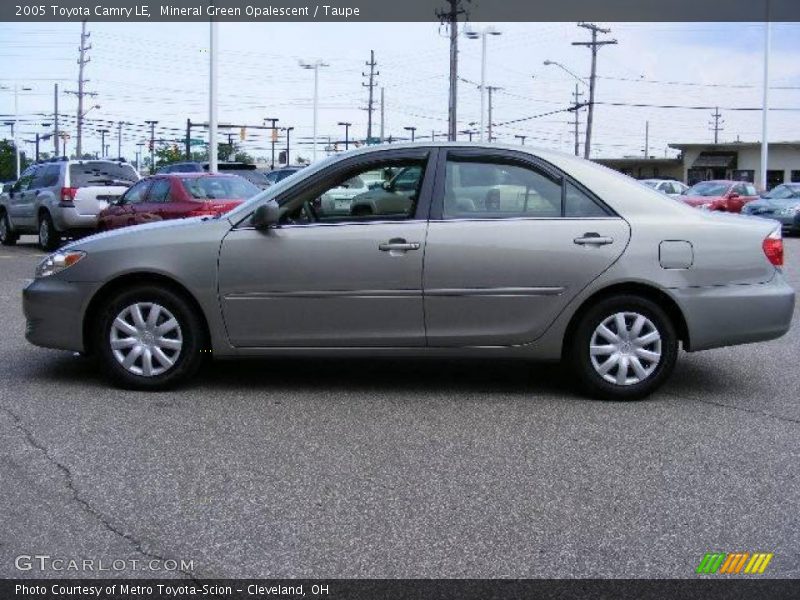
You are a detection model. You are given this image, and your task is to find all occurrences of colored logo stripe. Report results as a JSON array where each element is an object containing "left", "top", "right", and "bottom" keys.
[{"left": 696, "top": 552, "right": 773, "bottom": 574}]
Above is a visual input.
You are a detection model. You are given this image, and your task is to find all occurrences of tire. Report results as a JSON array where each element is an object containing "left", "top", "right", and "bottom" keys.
[
  {"left": 95, "top": 285, "right": 206, "bottom": 390},
  {"left": 38, "top": 212, "right": 61, "bottom": 251},
  {"left": 567, "top": 294, "right": 678, "bottom": 401},
  {"left": 0, "top": 211, "right": 18, "bottom": 246}
]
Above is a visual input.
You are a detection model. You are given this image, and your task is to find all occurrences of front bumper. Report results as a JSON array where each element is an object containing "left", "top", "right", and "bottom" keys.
[
  {"left": 22, "top": 277, "right": 100, "bottom": 352},
  {"left": 671, "top": 272, "right": 795, "bottom": 352}
]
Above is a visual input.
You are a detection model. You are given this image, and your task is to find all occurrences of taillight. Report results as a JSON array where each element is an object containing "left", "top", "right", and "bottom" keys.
[
  {"left": 762, "top": 227, "right": 784, "bottom": 267},
  {"left": 60, "top": 187, "right": 77, "bottom": 204}
]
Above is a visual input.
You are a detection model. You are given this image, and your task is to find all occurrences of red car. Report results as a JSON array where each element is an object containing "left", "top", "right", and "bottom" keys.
[
  {"left": 98, "top": 173, "right": 260, "bottom": 231},
  {"left": 680, "top": 180, "right": 759, "bottom": 213}
]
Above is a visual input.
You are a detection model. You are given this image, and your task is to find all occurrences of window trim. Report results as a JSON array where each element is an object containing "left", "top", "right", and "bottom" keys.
[{"left": 429, "top": 148, "right": 616, "bottom": 221}]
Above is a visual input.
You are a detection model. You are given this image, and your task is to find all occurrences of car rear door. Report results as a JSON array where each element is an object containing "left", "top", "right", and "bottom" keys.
[
  {"left": 217, "top": 148, "right": 435, "bottom": 348},
  {"left": 422, "top": 148, "right": 631, "bottom": 346}
]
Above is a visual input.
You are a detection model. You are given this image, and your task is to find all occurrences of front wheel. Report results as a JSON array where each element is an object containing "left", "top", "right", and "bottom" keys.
[
  {"left": 568, "top": 295, "right": 678, "bottom": 401},
  {"left": 95, "top": 285, "right": 206, "bottom": 390},
  {"left": 0, "top": 211, "right": 18, "bottom": 246}
]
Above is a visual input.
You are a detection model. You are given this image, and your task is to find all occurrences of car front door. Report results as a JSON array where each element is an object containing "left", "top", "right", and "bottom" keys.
[
  {"left": 105, "top": 179, "right": 150, "bottom": 229},
  {"left": 422, "top": 149, "right": 631, "bottom": 346},
  {"left": 217, "top": 149, "right": 435, "bottom": 347},
  {"left": 135, "top": 178, "right": 171, "bottom": 224},
  {"left": 9, "top": 166, "right": 40, "bottom": 228}
]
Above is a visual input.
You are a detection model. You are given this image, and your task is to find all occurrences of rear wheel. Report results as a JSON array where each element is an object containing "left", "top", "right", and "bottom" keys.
[
  {"left": 0, "top": 211, "right": 18, "bottom": 246},
  {"left": 568, "top": 295, "right": 678, "bottom": 401},
  {"left": 38, "top": 212, "right": 60, "bottom": 251},
  {"left": 95, "top": 285, "right": 205, "bottom": 390}
]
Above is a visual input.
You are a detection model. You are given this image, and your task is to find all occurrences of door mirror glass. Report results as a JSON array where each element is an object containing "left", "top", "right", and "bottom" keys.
[
  {"left": 253, "top": 200, "right": 281, "bottom": 230},
  {"left": 728, "top": 192, "right": 740, "bottom": 199}
]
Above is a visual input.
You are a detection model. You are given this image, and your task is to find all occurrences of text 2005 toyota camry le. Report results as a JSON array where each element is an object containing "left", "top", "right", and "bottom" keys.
[{"left": 23, "top": 144, "right": 795, "bottom": 400}]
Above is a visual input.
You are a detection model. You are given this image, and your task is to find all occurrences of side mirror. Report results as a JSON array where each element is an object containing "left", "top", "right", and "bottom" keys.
[
  {"left": 2, "top": 183, "right": 11, "bottom": 194},
  {"left": 252, "top": 200, "right": 281, "bottom": 230},
  {"left": 728, "top": 192, "right": 740, "bottom": 200},
  {"left": 381, "top": 181, "right": 391, "bottom": 191}
]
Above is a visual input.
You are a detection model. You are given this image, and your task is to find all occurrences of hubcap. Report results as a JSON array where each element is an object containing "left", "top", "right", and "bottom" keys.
[
  {"left": 589, "top": 311, "right": 662, "bottom": 386},
  {"left": 109, "top": 302, "right": 183, "bottom": 377}
]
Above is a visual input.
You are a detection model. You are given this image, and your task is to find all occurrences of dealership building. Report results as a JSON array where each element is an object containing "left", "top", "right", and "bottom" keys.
[{"left": 595, "top": 141, "right": 800, "bottom": 190}]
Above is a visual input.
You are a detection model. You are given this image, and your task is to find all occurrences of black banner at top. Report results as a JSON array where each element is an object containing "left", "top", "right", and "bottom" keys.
[{"left": 3, "top": 0, "right": 800, "bottom": 22}]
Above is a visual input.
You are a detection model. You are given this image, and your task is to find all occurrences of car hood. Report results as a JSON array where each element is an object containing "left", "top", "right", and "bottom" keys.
[
  {"left": 744, "top": 198, "right": 800, "bottom": 213},
  {"left": 681, "top": 195, "right": 724, "bottom": 206},
  {"left": 64, "top": 215, "right": 213, "bottom": 251}
]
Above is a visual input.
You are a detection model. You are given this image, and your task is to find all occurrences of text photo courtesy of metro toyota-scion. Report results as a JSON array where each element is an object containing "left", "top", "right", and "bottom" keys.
[{"left": 1, "top": 1, "right": 799, "bottom": 599}]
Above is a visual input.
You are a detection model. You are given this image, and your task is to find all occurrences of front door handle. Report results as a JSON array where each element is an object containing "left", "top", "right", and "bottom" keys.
[
  {"left": 574, "top": 232, "right": 614, "bottom": 246},
  {"left": 379, "top": 238, "right": 420, "bottom": 252}
]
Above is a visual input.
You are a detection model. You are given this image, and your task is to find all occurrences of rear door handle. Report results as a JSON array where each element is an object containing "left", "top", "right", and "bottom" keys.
[
  {"left": 379, "top": 238, "right": 420, "bottom": 252},
  {"left": 574, "top": 232, "right": 614, "bottom": 246}
]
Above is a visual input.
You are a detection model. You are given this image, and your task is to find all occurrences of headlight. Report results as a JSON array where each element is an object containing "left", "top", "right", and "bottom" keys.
[{"left": 35, "top": 251, "right": 86, "bottom": 278}]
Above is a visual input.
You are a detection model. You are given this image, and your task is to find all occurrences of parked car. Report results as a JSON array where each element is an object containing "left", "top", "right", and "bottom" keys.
[
  {"left": 679, "top": 180, "right": 759, "bottom": 213},
  {"left": 640, "top": 179, "right": 689, "bottom": 198},
  {"left": 158, "top": 161, "right": 271, "bottom": 189},
  {"left": 23, "top": 144, "right": 794, "bottom": 400},
  {"left": 0, "top": 158, "right": 139, "bottom": 250},
  {"left": 741, "top": 183, "right": 800, "bottom": 235},
  {"left": 98, "top": 173, "right": 260, "bottom": 231},
  {"left": 348, "top": 165, "right": 424, "bottom": 216},
  {"left": 261, "top": 166, "right": 305, "bottom": 187},
  {"left": 318, "top": 174, "right": 370, "bottom": 215}
]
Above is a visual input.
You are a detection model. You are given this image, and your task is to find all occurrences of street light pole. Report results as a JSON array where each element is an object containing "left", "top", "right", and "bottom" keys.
[
  {"left": 284, "top": 126, "right": 294, "bottom": 165},
  {"left": 760, "top": 21, "right": 771, "bottom": 191},
  {"left": 209, "top": 20, "right": 219, "bottom": 173},
  {"left": 300, "top": 59, "right": 329, "bottom": 162},
  {"left": 514, "top": 135, "right": 527, "bottom": 145},
  {"left": 403, "top": 126, "right": 416, "bottom": 142},
  {"left": 98, "top": 128, "right": 109, "bottom": 157},
  {"left": 465, "top": 27, "right": 501, "bottom": 143},
  {"left": 145, "top": 120, "right": 158, "bottom": 174},
  {"left": 338, "top": 122, "right": 352, "bottom": 150}
]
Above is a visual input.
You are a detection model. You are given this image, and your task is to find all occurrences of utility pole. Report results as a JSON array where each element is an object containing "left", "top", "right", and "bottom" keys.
[
  {"left": 437, "top": 0, "right": 467, "bottom": 141},
  {"left": 362, "top": 50, "right": 379, "bottom": 142},
  {"left": 644, "top": 120, "right": 649, "bottom": 158},
  {"left": 145, "top": 120, "right": 158, "bottom": 173},
  {"left": 98, "top": 128, "right": 109, "bottom": 157},
  {"left": 709, "top": 107, "right": 724, "bottom": 144},
  {"left": 209, "top": 21, "right": 219, "bottom": 173},
  {"left": 486, "top": 86, "right": 501, "bottom": 142},
  {"left": 264, "top": 118, "right": 279, "bottom": 168},
  {"left": 380, "top": 87, "right": 385, "bottom": 142},
  {"left": 116, "top": 121, "right": 126, "bottom": 158},
  {"left": 136, "top": 141, "right": 144, "bottom": 171},
  {"left": 185, "top": 118, "right": 192, "bottom": 159},
  {"left": 74, "top": 20, "right": 92, "bottom": 158},
  {"left": 760, "top": 20, "right": 771, "bottom": 191},
  {"left": 514, "top": 135, "right": 527, "bottom": 145},
  {"left": 572, "top": 22, "right": 616, "bottom": 159},
  {"left": 53, "top": 83, "right": 59, "bottom": 155},
  {"left": 284, "top": 127, "right": 294, "bottom": 165},
  {"left": 568, "top": 84, "right": 584, "bottom": 157},
  {"left": 338, "top": 122, "right": 352, "bottom": 150}
]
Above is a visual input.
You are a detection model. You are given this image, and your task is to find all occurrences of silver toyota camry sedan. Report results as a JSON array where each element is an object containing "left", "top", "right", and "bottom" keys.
[{"left": 22, "top": 144, "right": 795, "bottom": 400}]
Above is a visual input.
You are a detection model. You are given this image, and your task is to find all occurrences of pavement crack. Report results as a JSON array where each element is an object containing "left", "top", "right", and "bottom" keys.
[
  {"left": 0, "top": 405, "right": 198, "bottom": 579},
  {"left": 664, "top": 391, "right": 800, "bottom": 426}
]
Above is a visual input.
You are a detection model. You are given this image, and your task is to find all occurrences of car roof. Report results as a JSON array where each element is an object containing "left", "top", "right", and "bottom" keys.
[{"left": 156, "top": 172, "right": 241, "bottom": 179}]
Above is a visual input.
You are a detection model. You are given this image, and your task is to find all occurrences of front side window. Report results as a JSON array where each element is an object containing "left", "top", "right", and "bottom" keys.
[
  {"left": 147, "top": 179, "right": 173, "bottom": 203},
  {"left": 280, "top": 159, "right": 426, "bottom": 225},
  {"left": 121, "top": 180, "right": 150, "bottom": 205}
]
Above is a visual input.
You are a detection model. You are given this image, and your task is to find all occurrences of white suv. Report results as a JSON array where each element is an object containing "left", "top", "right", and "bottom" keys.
[{"left": 0, "top": 158, "right": 139, "bottom": 250}]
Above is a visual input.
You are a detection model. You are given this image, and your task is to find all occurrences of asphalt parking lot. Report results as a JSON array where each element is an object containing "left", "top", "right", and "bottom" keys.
[{"left": 0, "top": 236, "right": 798, "bottom": 579}]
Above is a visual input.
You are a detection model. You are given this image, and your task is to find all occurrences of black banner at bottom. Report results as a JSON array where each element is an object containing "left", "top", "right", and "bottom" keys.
[{"left": 2, "top": 579, "right": 799, "bottom": 600}]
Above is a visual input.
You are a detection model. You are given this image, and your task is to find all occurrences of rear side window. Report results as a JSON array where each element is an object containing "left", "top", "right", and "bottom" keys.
[
  {"left": 69, "top": 162, "right": 138, "bottom": 188},
  {"left": 565, "top": 182, "right": 609, "bottom": 217}
]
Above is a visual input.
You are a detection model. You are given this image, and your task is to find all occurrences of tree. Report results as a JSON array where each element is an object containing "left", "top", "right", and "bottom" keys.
[
  {"left": 155, "top": 144, "right": 184, "bottom": 167},
  {"left": 0, "top": 140, "right": 29, "bottom": 181},
  {"left": 233, "top": 151, "right": 254, "bottom": 164}
]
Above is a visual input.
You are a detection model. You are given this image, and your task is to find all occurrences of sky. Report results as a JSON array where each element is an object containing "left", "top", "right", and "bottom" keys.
[{"left": 0, "top": 20, "right": 799, "bottom": 164}]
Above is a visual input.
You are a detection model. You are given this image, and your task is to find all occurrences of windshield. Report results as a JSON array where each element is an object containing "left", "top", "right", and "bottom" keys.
[
  {"left": 223, "top": 169, "right": 269, "bottom": 187},
  {"left": 764, "top": 184, "right": 800, "bottom": 200},
  {"left": 180, "top": 176, "right": 260, "bottom": 200},
  {"left": 685, "top": 181, "right": 730, "bottom": 197},
  {"left": 641, "top": 180, "right": 659, "bottom": 188},
  {"left": 69, "top": 162, "right": 139, "bottom": 187}
]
